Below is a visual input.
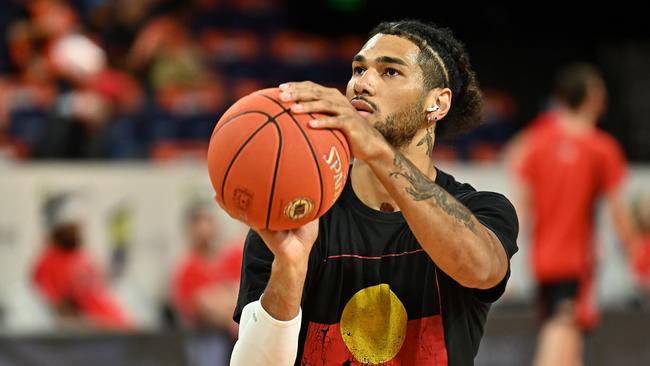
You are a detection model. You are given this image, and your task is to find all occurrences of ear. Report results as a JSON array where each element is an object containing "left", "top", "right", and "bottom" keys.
[{"left": 424, "top": 88, "right": 452, "bottom": 122}]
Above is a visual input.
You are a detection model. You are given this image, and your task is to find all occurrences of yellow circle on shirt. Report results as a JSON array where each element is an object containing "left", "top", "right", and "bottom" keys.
[{"left": 340, "top": 284, "right": 408, "bottom": 364}]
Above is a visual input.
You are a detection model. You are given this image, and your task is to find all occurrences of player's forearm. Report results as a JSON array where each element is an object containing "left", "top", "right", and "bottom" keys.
[
  {"left": 260, "top": 259, "right": 307, "bottom": 321},
  {"left": 607, "top": 192, "right": 641, "bottom": 257},
  {"left": 367, "top": 146, "right": 507, "bottom": 289},
  {"left": 232, "top": 262, "right": 305, "bottom": 365}
]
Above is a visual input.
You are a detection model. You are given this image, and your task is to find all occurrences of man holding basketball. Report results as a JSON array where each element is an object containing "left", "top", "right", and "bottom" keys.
[{"left": 230, "top": 20, "right": 518, "bottom": 366}]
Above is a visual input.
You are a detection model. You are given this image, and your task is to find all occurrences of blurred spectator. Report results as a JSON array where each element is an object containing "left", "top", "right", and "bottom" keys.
[
  {"left": 0, "top": 0, "right": 377, "bottom": 160},
  {"left": 0, "top": 0, "right": 145, "bottom": 159},
  {"left": 127, "top": 5, "right": 225, "bottom": 146},
  {"left": 172, "top": 200, "right": 243, "bottom": 335},
  {"left": 32, "top": 192, "right": 134, "bottom": 331},
  {"left": 631, "top": 193, "right": 650, "bottom": 289},
  {"left": 0, "top": 17, "right": 57, "bottom": 158},
  {"left": 513, "top": 63, "right": 642, "bottom": 366}
]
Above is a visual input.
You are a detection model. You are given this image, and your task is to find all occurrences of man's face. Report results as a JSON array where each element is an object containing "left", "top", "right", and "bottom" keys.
[
  {"left": 346, "top": 34, "right": 427, "bottom": 148},
  {"left": 189, "top": 210, "right": 218, "bottom": 250},
  {"left": 51, "top": 223, "right": 81, "bottom": 250}
]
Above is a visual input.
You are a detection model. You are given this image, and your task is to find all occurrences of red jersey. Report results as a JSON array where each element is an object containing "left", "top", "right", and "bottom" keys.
[
  {"left": 518, "top": 120, "right": 626, "bottom": 281},
  {"left": 524, "top": 110, "right": 559, "bottom": 137},
  {"left": 633, "top": 234, "right": 650, "bottom": 287},
  {"left": 32, "top": 245, "right": 133, "bottom": 329},
  {"left": 172, "top": 242, "right": 243, "bottom": 326}
]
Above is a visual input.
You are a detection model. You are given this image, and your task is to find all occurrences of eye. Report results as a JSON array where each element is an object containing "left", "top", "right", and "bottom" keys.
[
  {"left": 352, "top": 66, "right": 365, "bottom": 76},
  {"left": 383, "top": 68, "right": 400, "bottom": 77}
]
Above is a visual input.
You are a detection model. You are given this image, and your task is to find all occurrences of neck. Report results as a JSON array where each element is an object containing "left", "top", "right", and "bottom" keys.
[
  {"left": 351, "top": 128, "right": 437, "bottom": 212},
  {"left": 558, "top": 107, "right": 597, "bottom": 133},
  {"left": 193, "top": 241, "right": 215, "bottom": 257}
]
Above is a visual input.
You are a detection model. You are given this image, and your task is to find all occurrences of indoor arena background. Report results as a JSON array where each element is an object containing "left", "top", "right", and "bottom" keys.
[{"left": 0, "top": 1, "right": 649, "bottom": 365}]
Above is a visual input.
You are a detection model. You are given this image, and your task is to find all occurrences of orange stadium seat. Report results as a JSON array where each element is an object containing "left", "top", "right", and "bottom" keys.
[
  {"left": 269, "top": 31, "right": 331, "bottom": 65},
  {"left": 199, "top": 29, "right": 262, "bottom": 63},
  {"left": 151, "top": 141, "right": 209, "bottom": 162}
]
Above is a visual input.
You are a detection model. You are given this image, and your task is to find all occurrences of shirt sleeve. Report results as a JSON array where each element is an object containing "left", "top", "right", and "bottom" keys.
[
  {"left": 514, "top": 136, "right": 538, "bottom": 185},
  {"left": 233, "top": 229, "right": 274, "bottom": 323},
  {"left": 600, "top": 136, "right": 627, "bottom": 193},
  {"left": 463, "top": 191, "right": 520, "bottom": 303}
]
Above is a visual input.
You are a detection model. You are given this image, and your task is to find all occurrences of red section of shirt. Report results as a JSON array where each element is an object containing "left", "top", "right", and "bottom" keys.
[{"left": 301, "top": 315, "right": 448, "bottom": 366}]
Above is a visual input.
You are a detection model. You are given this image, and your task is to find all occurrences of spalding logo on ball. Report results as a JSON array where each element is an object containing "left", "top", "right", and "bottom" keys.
[{"left": 207, "top": 88, "right": 350, "bottom": 230}]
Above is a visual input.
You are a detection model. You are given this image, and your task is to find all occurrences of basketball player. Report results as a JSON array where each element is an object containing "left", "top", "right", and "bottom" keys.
[
  {"left": 230, "top": 20, "right": 519, "bottom": 365},
  {"left": 514, "top": 63, "right": 641, "bottom": 366}
]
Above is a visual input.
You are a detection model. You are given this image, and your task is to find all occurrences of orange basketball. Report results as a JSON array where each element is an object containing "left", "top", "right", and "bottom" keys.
[{"left": 207, "top": 88, "right": 350, "bottom": 230}]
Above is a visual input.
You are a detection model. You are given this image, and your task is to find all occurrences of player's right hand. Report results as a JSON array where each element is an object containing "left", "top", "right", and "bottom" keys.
[{"left": 253, "top": 219, "right": 319, "bottom": 268}]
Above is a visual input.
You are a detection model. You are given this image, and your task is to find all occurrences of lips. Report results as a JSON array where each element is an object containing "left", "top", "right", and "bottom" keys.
[{"left": 351, "top": 99, "right": 375, "bottom": 116}]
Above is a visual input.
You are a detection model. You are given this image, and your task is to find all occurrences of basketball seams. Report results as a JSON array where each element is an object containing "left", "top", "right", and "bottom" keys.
[
  {"left": 265, "top": 120, "right": 282, "bottom": 230},
  {"left": 220, "top": 120, "right": 275, "bottom": 215},
  {"left": 308, "top": 112, "right": 351, "bottom": 163},
  {"left": 259, "top": 94, "right": 325, "bottom": 219},
  {"left": 211, "top": 110, "right": 274, "bottom": 140}
]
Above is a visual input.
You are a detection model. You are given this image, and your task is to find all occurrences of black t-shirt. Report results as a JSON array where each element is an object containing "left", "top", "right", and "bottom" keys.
[{"left": 234, "top": 168, "right": 519, "bottom": 366}]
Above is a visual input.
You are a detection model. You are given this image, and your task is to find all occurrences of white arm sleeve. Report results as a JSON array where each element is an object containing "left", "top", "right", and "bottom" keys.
[{"left": 229, "top": 298, "right": 302, "bottom": 366}]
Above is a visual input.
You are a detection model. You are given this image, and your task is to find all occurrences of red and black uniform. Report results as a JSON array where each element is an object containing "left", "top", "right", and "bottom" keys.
[
  {"left": 517, "top": 118, "right": 626, "bottom": 329},
  {"left": 234, "top": 169, "right": 518, "bottom": 365}
]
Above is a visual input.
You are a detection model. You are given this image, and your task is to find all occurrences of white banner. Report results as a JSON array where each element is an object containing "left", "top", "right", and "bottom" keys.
[{"left": 0, "top": 161, "right": 648, "bottom": 332}]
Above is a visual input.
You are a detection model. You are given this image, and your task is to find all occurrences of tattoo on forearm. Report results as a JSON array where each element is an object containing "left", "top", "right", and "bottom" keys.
[
  {"left": 416, "top": 127, "right": 434, "bottom": 157},
  {"left": 389, "top": 152, "right": 478, "bottom": 234}
]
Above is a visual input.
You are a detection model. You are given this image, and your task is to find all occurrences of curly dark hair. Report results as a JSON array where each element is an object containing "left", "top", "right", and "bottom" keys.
[{"left": 370, "top": 20, "right": 483, "bottom": 139}]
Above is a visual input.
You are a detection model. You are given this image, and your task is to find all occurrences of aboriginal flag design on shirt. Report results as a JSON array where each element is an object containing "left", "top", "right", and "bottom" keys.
[{"left": 234, "top": 168, "right": 519, "bottom": 366}]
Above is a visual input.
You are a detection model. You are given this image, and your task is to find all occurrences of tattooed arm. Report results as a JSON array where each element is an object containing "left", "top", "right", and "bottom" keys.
[
  {"left": 371, "top": 148, "right": 508, "bottom": 289},
  {"left": 275, "top": 80, "right": 508, "bottom": 289}
]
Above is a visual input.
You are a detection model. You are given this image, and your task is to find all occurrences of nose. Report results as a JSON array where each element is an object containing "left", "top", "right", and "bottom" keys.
[{"left": 353, "top": 70, "right": 377, "bottom": 96}]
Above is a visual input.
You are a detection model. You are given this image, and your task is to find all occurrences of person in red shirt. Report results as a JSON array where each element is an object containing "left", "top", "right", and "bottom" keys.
[
  {"left": 172, "top": 201, "right": 243, "bottom": 335},
  {"left": 32, "top": 193, "right": 133, "bottom": 330},
  {"left": 515, "top": 63, "right": 641, "bottom": 366},
  {"left": 631, "top": 193, "right": 650, "bottom": 289}
]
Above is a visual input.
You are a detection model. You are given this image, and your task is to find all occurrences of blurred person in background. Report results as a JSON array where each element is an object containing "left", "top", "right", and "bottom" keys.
[
  {"left": 127, "top": 2, "right": 225, "bottom": 137},
  {"left": 1, "top": 0, "right": 144, "bottom": 159},
  {"left": 36, "top": 0, "right": 144, "bottom": 158},
  {"left": 33, "top": 194, "right": 133, "bottom": 330},
  {"left": 514, "top": 63, "right": 642, "bottom": 366},
  {"left": 631, "top": 192, "right": 650, "bottom": 290},
  {"left": 0, "top": 15, "right": 57, "bottom": 157},
  {"left": 172, "top": 200, "right": 243, "bottom": 335},
  {"left": 32, "top": 192, "right": 134, "bottom": 331},
  {"left": 172, "top": 200, "right": 243, "bottom": 366}
]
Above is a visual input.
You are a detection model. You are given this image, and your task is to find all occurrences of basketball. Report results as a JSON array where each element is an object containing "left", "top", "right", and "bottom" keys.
[{"left": 207, "top": 88, "right": 350, "bottom": 230}]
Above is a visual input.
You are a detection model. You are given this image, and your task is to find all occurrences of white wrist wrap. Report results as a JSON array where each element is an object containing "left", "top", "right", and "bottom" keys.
[{"left": 230, "top": 299, "right": 302, "bottom": 366}]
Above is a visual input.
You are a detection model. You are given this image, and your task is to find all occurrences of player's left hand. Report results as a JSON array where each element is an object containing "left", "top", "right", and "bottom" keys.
[{"left": 279, "top": 81, "right": 389, "bottom": 162}]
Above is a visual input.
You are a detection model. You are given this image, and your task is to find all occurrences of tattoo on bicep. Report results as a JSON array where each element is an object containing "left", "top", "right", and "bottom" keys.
[{"left": 389, "top": 152, "right": 478, "bottom": 234}]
